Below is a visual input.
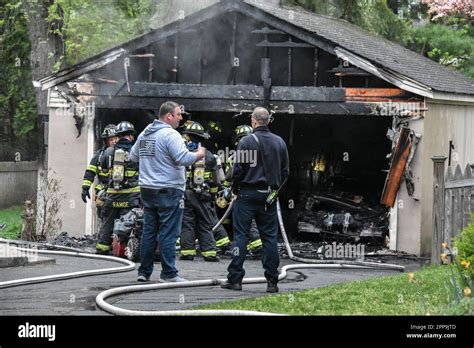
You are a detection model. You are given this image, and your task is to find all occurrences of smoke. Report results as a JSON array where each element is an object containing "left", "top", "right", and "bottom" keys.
[{"left": 149, "top": 0, "right": 220, "bottom": 30}]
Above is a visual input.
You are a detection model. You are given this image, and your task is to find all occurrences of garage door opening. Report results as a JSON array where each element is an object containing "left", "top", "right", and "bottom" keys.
[
  {"left": 187, "top": 111, "right": 393, "bottom": 245},
  {"left": 94, "top": 109, "right": 393, "bottom": 246}
]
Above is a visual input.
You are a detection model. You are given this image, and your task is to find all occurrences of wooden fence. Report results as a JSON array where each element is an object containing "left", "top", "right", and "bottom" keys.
[
  {"left": 0, "top": 161, "right": 38, "bottom": 210},
  {"left": 432, "top": 157, "right": 474, "bottom": 264}
]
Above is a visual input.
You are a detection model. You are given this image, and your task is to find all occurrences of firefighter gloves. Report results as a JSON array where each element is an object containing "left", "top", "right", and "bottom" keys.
[{"left": 81, "top": 189, "right": 91, "bottom": 203}]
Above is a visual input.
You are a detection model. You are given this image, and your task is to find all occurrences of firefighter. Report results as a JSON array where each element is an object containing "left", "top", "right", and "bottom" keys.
[
  {"left": 179, "top": 121, "right": 223, "bottom": 262},
  {"left": 81, "top": 124, "right": 118, "bottom": 218},
  {"left": 206, "top": 120, "right": 225, "bottom": 153},
  {"left": 95, "top": 121, "right": 140, "bottom": 255},
  {"left": 223, "top": 125, "right": 263, "bottom": 255},
  {"left": 205, "top": 120, "right": 231, "bottom": 253}
]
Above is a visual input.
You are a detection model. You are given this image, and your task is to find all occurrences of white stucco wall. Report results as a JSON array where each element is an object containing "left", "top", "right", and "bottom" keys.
[{"left": 47, "top": 107, "right": 93, "bottom": 238}]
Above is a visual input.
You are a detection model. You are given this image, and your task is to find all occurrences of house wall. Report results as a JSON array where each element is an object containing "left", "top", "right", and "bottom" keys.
[
  {"left": 420, "top": 102, "right": 474, "bottom": 256},
  {"left": 47, "top": 107, "right": 93, "bottom": 238},
  {"left": 394, "top": 118, "right": 424, "bottom": 255}
]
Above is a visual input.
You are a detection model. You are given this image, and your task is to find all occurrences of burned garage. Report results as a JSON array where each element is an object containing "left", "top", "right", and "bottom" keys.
[{"left": 37, "top": 0, "right": 474, "bottom": 256}]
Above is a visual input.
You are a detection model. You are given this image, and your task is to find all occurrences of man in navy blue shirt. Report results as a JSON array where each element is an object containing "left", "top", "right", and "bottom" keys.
[{"left": 221, "top": 107, "right": 289, "bottom": 293}]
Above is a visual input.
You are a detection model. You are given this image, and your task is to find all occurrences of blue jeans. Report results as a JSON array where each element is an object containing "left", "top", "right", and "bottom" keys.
[
  {"left": 227, "top": 188, "right": 280, "bottom": 284},
  {"left": 138, "top": 188, "right": 184, "bottom": 279}
]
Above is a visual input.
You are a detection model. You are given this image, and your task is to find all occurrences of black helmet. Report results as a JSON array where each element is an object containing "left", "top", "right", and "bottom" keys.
[
  {"left": 101, "top": 124, "right": 117, "bottom": 139},
  {"left": 183, "top": 121, "right": 210, "bottom": 139},
  {"left": 234, "top": 125, "right": 252, "bottom": 144},
  {"left": 207, "top": 120, "right": 223, "bottom": 134},
  {"left": 116, "top": 121, "right": 136, "bottom": 136}
]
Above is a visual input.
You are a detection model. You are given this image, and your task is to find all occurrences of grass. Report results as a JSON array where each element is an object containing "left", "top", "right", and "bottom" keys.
[
  {"left": 196, "top": 266, "right": 455, "bottom": 315},
  {"left": 0, "top": 205, "right": 23, "bottom": 240}
]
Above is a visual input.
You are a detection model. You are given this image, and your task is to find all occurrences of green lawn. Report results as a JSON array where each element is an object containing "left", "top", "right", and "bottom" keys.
[
  {"left": 0, "top": 205, "right": 23, "bottom": 240},
  {"left": 196, "top": 266, "right": 462, "bottom": 315}
]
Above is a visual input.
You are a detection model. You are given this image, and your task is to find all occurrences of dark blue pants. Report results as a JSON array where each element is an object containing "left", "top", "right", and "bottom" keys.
[
  {"left": 227, "top": 188, "right": 280, "bottom": 284},
  {"left": 138, "top": 188, "right": 184, "bottom": 279}
]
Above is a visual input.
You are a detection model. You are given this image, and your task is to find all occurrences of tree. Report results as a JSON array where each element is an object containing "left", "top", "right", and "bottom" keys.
[
  {"left": 282, "top": 0, "right": 473, "bottom": 78},
  {"left": 22, "top": 0, "right": 65, "bottom": 115},
  {"left": 422, "top": 0, "right": 473, "bottom": 22},
  {"left": 0, "top": 0, "right": 38, "bottom": 161},
  {"left": 46, "top": 0, "right": 155, "bottom": 65},
  {"left": 282, "top": 0, "right": 410, "bottom": 44}
]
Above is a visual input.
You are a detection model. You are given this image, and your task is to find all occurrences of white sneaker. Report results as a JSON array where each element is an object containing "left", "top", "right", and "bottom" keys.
[{"left": 159, "top": 275, "right": 188, "bottom": 283}]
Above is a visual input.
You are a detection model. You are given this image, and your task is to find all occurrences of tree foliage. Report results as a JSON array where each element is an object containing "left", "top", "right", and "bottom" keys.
[
  {"left": 55, "top": 0, "right": 155, "bottom": 64},
  {"left": 283, "top": 0, "right": 474, "bottom": 78},
  {"left": 0, "top": 0, "right": 37, "bottom": 160},
  {"left": 422, "top": 0, "right": 473, "bottom": 21}
]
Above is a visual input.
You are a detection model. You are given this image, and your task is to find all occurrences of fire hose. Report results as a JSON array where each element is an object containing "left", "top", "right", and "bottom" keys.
[
  {"left": 0, "top": 200, "right": 404, "bottom": 315},
  {"left": 0, "top": 239, "right": 135, "bottom": 289}
]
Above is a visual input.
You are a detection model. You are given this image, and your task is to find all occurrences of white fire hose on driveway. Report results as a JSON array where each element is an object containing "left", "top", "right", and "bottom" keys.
[
  {"left": 0, "top": 200, "right": 404, "bottom": 315},
  {"left": 0, "top": 240, "right": 135, "bottom": 289}
]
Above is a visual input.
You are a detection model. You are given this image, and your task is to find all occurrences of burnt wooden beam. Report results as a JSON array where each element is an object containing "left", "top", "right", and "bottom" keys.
[
  {"left": 288, "top": 37, "right": 293, "bottom": 86},
  {"left": 172, "top": 24, "right": 179, "bottom": 83},
  {"left": 228, "top": 11, "right": 238, "bottom": 85},
  {"left": 314, "top": 48, "right": 319, "bottom": 87},
  {"left": 93, "top": 96, "right": 376, "bottom": 115},
  {"left": 68, "top": 82, "right": 347, "bottom": 102},
  {"left": 256, "top": 40, "right": 313, "bottom": 48},
  {"left": 236, "top": 1, "right": 335, "bottom": 55},
  {"left": 346, "top": 88, "right": 410, "bottom": 99},
  {"left": 252, "top": 26, "right": 285, "bottom": 35},
  {"left": 94, "top": 96, "right": 261, "bottom": 112},
  {"left": 261, "top": 58, "right": 272, "bottom": 108},
  {"left": 132, "top": 83, "right": 265, "bottom": 100},
  {"left": 271, "top": 87, "right": 345, "bottom": 102},
  {"left": 269, "top": 101, "right": 375, "bottom": 115},
  {"left": 199, "top": 24, "right": 203, "bottom": 85}
]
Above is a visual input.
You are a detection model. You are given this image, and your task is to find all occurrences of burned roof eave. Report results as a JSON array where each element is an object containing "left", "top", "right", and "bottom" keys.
[
  {"left": 334, "top": 47, "right": 433, "bottom": 99},
  {"left": 39, "top": 49, "right": 126, "bottom": 91}
]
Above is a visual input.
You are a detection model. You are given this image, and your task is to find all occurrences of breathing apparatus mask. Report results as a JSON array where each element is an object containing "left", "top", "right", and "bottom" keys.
[{"left": 183, "top": 134, "right": 200, "bottom": 152}]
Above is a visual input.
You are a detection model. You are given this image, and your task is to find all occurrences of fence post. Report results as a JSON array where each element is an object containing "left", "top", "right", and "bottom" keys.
[{"left": 432, "top": 156, "right": 447, "bottom": 265}]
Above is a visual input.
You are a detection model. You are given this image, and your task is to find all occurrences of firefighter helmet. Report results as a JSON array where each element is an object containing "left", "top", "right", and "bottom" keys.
[
  {"left": 116, "top": 121, "right": 136, "bottom": 136},
  {"left": 234, "top": 125, "right": 253, "bottom": 142},
  {"left": 207, "top": 120, "right": 223, "bottom": 134},
  {"left": 101, "top": 124, "right": 117, "bottom": 139},
  {"left": 183, "top": 121, "right": 210, "bottom": 139}
]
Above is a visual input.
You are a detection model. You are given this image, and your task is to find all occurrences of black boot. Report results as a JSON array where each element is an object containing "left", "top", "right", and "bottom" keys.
[
  {"left": 221, "top": 281, "right": 242, "bottom": 291},
  {"left": 267, "top": 280, "right": 279, "bottom": 293}
]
